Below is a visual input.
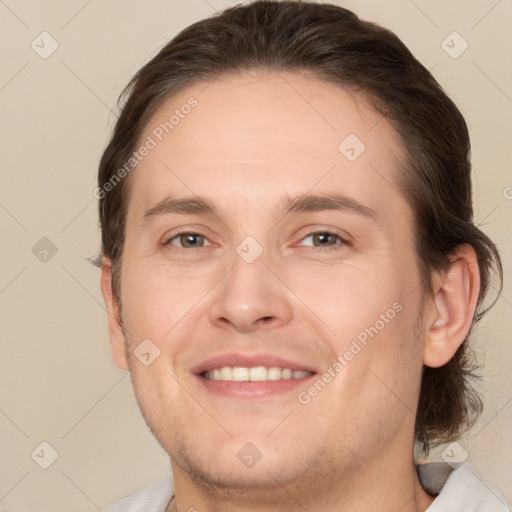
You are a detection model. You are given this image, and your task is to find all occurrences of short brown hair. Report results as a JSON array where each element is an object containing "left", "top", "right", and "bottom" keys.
[{"left": 96, "top": 0, "right": 503, "bottom": 453}]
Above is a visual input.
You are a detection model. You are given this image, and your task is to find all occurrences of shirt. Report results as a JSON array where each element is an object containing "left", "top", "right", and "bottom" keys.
[{"left": 104, "top": 461, "right": 509, "bottom": 511}]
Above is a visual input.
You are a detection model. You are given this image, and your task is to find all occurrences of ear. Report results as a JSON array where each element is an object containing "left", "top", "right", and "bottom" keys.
[
  {"left": 423, "top": 244, "right": 481, "bottom": 368},
  {"left": 100, "top": 258, "right": 129, "bottom": 371}
]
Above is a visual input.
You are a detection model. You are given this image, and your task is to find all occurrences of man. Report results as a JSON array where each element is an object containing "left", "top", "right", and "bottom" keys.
[{"left": 97, "top": 1, "right": 508, "bottom": 510}]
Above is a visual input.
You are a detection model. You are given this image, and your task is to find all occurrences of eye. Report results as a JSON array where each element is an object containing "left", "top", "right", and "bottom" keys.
[
  {"left": 298, "top": 230, "right": 350, "bottom": 251},
  {"left": 164, "top": 232, "right": 212, "bottom": 249}
]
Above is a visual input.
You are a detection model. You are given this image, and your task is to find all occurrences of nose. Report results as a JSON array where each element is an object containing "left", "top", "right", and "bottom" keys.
[{"left": 208, "top": 248, "right": 294, "bottom": 333}]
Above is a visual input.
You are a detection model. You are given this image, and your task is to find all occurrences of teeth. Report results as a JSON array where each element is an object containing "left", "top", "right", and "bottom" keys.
[
  {"left": 266, "top": 367, "right": 280, "bottom": 380},
  {"left": 220, "top": 367, "right": 232, "bottom": 380},
  {"left": 232, "top": 367, "right": 249, "bottom": 381},
  {"left": 282, "top": 368, "right": 292, "bottom": 379},
  {"left": 292, "top": 370, "right": 311, "bottom": 379},
  {"left": 203, "top": 366, "right": 312, "bottom": 381},
  {"left": 250, "top": 366, "right": 268, "bottom": 381}
]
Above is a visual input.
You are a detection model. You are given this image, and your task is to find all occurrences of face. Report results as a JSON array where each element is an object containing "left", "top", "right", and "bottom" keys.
[{"left": 110, "top": 70, "right": 428, "bottom": 493}]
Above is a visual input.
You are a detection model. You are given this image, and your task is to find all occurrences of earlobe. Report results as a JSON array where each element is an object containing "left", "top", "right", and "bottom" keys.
[
  {"left": 423, "top": 244, "right": 480, "bottom": 368},
  {"left": 100, "top": 259, "right": 129, "bottom": 371}
]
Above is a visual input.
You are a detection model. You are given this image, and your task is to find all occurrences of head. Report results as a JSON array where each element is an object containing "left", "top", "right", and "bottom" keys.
[{"left": 97, "top": 0, "right": 502, "bottom": 494}]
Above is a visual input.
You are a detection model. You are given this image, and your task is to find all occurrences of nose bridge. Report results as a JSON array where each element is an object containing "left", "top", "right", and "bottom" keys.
[{"left": 208, "top": 236, "right": 293, "bottom": 332}]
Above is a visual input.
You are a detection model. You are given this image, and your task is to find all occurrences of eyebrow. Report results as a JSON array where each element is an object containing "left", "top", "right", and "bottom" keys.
[
  {"left": 140, "top": 192, "right": 378, "bottom": 229},
  {"left": 282, "top": 193, "right": 377, "bottom": 219},
  {"left": 141, "top": 195, "right": 218, "bottom": 229}
]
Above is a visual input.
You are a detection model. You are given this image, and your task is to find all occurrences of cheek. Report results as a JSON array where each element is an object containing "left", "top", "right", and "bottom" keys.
[
  {"left": 289, "top": 259, "right": 406, "bottom": 342},
  {"left": 120, "top": 262, "right": 205, "bottom": 341},
  {"left": 333, "top": 290, "right": 424, "bottom": 419},
  {"left": 306, "top": 254, "right": 423, "bottom": 400}
]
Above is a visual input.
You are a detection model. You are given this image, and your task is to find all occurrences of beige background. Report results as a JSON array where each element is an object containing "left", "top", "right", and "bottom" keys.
[{"left": 0, "top": 1, "right": 511, "bottom": 510}]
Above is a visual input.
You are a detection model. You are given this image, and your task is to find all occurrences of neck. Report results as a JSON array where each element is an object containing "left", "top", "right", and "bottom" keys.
[{"left": 166, "top": 449, "right": 435, "bottom": 512}]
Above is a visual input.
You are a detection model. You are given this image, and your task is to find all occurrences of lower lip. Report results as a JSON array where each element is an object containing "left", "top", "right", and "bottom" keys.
[{"left": 195, "top": 374, "right": 316, "bottom": 398}]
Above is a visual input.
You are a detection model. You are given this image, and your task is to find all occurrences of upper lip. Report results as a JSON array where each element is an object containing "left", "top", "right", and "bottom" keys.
[{"left": 191, "top": 352, "right": 318, "bottom": 375}]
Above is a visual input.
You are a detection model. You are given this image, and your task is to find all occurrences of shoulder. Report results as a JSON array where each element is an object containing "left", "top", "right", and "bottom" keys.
[
  {"left": 104, "top": 473, "right": 174, "bottom": 512},
  {"left": 417, "top": 462, "right": 509, "bottom": 511}
]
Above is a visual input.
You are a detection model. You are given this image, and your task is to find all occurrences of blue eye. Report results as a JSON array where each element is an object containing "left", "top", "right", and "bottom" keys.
[{"left": 165, "top": 232, "right": 211, "bottom": 249}]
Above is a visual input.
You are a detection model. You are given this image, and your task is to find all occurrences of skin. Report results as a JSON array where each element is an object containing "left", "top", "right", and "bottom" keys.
[{"left": 101, "top": 70, "right": 480, "bottom": 512}]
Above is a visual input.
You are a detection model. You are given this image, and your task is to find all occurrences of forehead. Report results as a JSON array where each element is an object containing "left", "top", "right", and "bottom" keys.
[{"left": 127, "top": 70, "right": 407, "bottom": 224}]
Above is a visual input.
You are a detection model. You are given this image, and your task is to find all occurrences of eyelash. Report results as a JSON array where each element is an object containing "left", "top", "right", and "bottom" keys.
[
  {"left": 162, "top": 229, "right": 351, "bottom": 253},
  {"left": 301, "top": 230, "right": 351, "bottom": 251}
]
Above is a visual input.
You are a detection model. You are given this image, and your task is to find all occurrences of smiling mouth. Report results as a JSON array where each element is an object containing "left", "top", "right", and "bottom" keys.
[{"left": 201, "top": 366, "right": 314, "bottom": 382}]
